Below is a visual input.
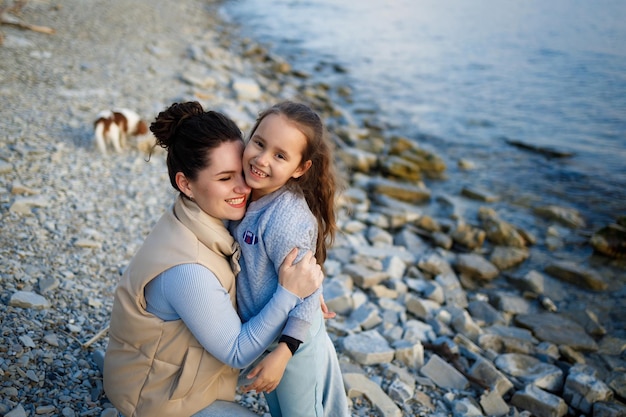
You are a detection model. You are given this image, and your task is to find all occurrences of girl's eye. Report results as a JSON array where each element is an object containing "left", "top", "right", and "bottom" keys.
[
  {"left": 276, "top": 153, "right": 286, "bottom": 160},
  {"left": 219, "top": 176, "right": 232, "bottom": 182}
]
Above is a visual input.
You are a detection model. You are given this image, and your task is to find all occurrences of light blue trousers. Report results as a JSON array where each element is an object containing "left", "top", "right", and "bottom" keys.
[
  {"left": 262, "top": 312, "right": 349, "bottom": 417},
  {"left": 191, "top": 400, "right": 258, "bottom": 417}
]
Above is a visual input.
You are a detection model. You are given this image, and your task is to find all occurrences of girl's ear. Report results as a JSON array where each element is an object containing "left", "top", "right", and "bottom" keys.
[
  {"left": 292, "top": 159, "right": 312, "bottom": 179},
  {"left": 175, "top": 172, "right": 193, "bottom": 199}
]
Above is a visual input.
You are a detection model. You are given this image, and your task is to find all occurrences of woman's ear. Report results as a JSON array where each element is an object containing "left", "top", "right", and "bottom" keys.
[
  {"left": 292, "top": 159, "right": 312, "bottom": 179},
  {"left": 175, "top": 172, "right": 193, "bottom": 199}
]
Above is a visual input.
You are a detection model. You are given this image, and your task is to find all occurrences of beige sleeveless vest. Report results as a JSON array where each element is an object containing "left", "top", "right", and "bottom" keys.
[{"left": 104, "top": 196, "right": 240, "bottom": 417}]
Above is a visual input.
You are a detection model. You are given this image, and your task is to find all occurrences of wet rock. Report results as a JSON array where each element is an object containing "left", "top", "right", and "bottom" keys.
[
  {"left": 490, "top": 246, "right": 530, "bottom": 270},
  {"left": 450, "top": 223, "right": 486, "bottom": 250},
  {"left": 455, "top": 253, "right": 499, "bottom": 281},
  {"left": 506, "top": 270, "right": 545, "bottom": 294},
  {"left": 368, "top": 177, "right": 431, "bottom": 203},
  {"left": 590, "top": 223, "right": 626, "bottom": 258},
  {"left": 379, "top": 155, "right": 421, "bottom": 181},
  {"left": 534, "top": 205, "right": 586, "bottom": 228},
  {"left": 544, "top": 260, "right": 608, "bottom": 290},
  {"left": 336, "top": 147, "right": 378, "bottom": 172},
  {"left": 461, "top": 186, "right": 500, "bottom": 202},
  {"left": 388, "top": 136, "right": 446, "bottom": 174}
]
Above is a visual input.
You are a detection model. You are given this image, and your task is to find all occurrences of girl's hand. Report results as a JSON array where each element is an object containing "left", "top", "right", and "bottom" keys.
[
  {"left": 241, "top": 343, "right": 292, "bottom": 393},
  {"left": 320, "top": 294, "right": 336, "bottom": 319},
  {"left": 278, "top": 248, "right": 323, "bottom": 298}
]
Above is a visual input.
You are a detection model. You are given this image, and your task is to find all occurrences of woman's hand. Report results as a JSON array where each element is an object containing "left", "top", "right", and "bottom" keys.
[
  {"left": 278, "top": 248, "right": 323, "bottom": 298},
  {"left": 241, "top": 343, "right": 292, "bottom": 393}
]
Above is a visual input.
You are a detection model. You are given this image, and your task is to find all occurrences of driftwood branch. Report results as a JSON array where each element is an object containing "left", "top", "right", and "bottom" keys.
[
  {"left": 82, "top": 325, "right": 110, "bottom": 349},
  {"left": 1, "top": 12, "right": 55, "bottom": 34}
]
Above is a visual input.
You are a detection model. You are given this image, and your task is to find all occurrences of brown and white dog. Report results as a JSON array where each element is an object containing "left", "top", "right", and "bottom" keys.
[{"left": 93, "top": 109, "right": 148, "bottom": 154}]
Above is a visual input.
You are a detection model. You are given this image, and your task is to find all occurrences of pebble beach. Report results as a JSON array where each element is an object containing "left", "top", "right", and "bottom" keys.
[{"left": 1, "top": 1, "right": 625, "bottom": 417}]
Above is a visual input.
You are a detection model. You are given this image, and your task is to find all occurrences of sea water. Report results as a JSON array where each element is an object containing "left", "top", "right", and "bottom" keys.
[{"left": 222, "top": 0, "right": 626, "bottom": 230}]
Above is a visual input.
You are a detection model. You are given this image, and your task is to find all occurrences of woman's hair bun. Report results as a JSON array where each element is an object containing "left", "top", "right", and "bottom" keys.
[{"left": 150, "top": 101, "right": 204, "bottom": 149}]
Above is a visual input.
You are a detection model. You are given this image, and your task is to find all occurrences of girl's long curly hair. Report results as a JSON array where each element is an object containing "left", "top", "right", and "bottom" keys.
[{"left": 248, "top": 101, "right": 339, "bottom": 265}]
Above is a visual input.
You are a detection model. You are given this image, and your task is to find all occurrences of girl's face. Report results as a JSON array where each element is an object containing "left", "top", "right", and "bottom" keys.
[
  {"left": 243, "top": 113, "right": 312, "bottom": 201},
  {"left": 176, "top": 141, "right": 251, "bottom": 221}
]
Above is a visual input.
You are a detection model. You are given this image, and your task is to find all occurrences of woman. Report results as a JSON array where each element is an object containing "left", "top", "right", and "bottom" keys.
[{"left": 103, "top": 102, "right": 324, "bottom": 417}]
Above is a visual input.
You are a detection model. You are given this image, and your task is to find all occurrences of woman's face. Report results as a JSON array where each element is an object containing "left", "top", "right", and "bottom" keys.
[{"left": 179, "top": 141, "right": 251, "bottom": 221}]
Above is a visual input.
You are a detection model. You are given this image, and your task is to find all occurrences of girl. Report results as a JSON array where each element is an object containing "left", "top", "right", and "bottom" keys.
[{"left": 231, "top": 101, "right": 349, "bottom": 416}]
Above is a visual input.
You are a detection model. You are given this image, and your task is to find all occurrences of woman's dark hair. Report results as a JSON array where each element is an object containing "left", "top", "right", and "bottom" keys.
[{"left": 150, "top": 101, "right": 243, "bottom": 193}]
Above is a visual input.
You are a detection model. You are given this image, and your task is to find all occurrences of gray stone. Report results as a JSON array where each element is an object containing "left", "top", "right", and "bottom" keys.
[
  {"left": 403, "top": 319, "right": 437, "bottom": 343},
  {"left": 418, "top": 252, "right": 454, "bottom": 276},
  {"left": 491, "top": 291, "right": 532, "bottom": 315},
  {"left": 343, "top": 373, "right": 402, "bottom": 417},
  {"left": 468, "top": 300, "right": 507, "bottom": 326},
  {"left": 514, "top": 313, "right": 598, "bottom": 351},
  {"left": 563, "top": 365, "right": 614, "bottom": 414},
  {"left": 510, "top": 384, "right": 568, "bottom": 417},
  {"left": 405, "top": 294, "right": 440, "bottom": 320},
  {"left": 349, "top": 302, "right": 383, "bottom": 330},
  {"left": 382, "top": 256, "right": 406, "bottom": 280},
  {"left": 436, "top": 272, "right": 468, "bottom": 308},
  {"left": 455, "top": 253, "right": 499, "bottom": 281},
  {"left": 387, "top": 378, "right": 415, "bottom": 404},
  {"left": 420, "top": 354, "right": 469, "bottom": 390},
  {"left": 393, "top": 339, "right": 424, "bottom": 369},
  {"left": 494, "top": 353, "right": 563, "bottom": 392},
  {"left": 507, "top": 270, "right": 545, "bottom": 294},
  {"left": 468, "top": 356, "right": 514, "bottom": 396},
  {"left": 450, "top": 309, "right": 482, "bottom": 342},
  {"left": 101, "top": 408, "right": 120, "bottom": 417},
  {"left": 5, "top": 404, "right": 27, "bottom": 417},
  {"left": 593, "top": 401, "right": 626, "bottom": 417},
  {"left": 479, "top": 390, "right": 510, "bottom": 416},
  {"left": 343, "top": 330, "right": 395, "bottom": 365},
  {"left": 343, "top": 263, "right": 390, "bottom": 289},
  {"left": 9, "top": 291, "right": 51, "bottom": 309},
  {"left": 231, "top": 77, "right": 262, "bottom": 100}
]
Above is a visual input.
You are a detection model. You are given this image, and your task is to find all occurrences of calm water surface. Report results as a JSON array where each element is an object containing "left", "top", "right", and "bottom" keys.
[{"left": 222, "top": 0, "right": 626, "bottom": 229}]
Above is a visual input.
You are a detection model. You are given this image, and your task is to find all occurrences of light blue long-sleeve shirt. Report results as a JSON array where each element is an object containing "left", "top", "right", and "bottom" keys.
[
  {"left": 144, "top": 263, "right": 301, "bottom": 369},
  {"left": 230, "top": 186, "right": 322, "bottom": 343}
]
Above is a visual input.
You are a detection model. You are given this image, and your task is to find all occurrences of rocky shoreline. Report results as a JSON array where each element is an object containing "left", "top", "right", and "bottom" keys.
[{"left": 1, "top": 0, "right": 625, "bottom": 416}]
